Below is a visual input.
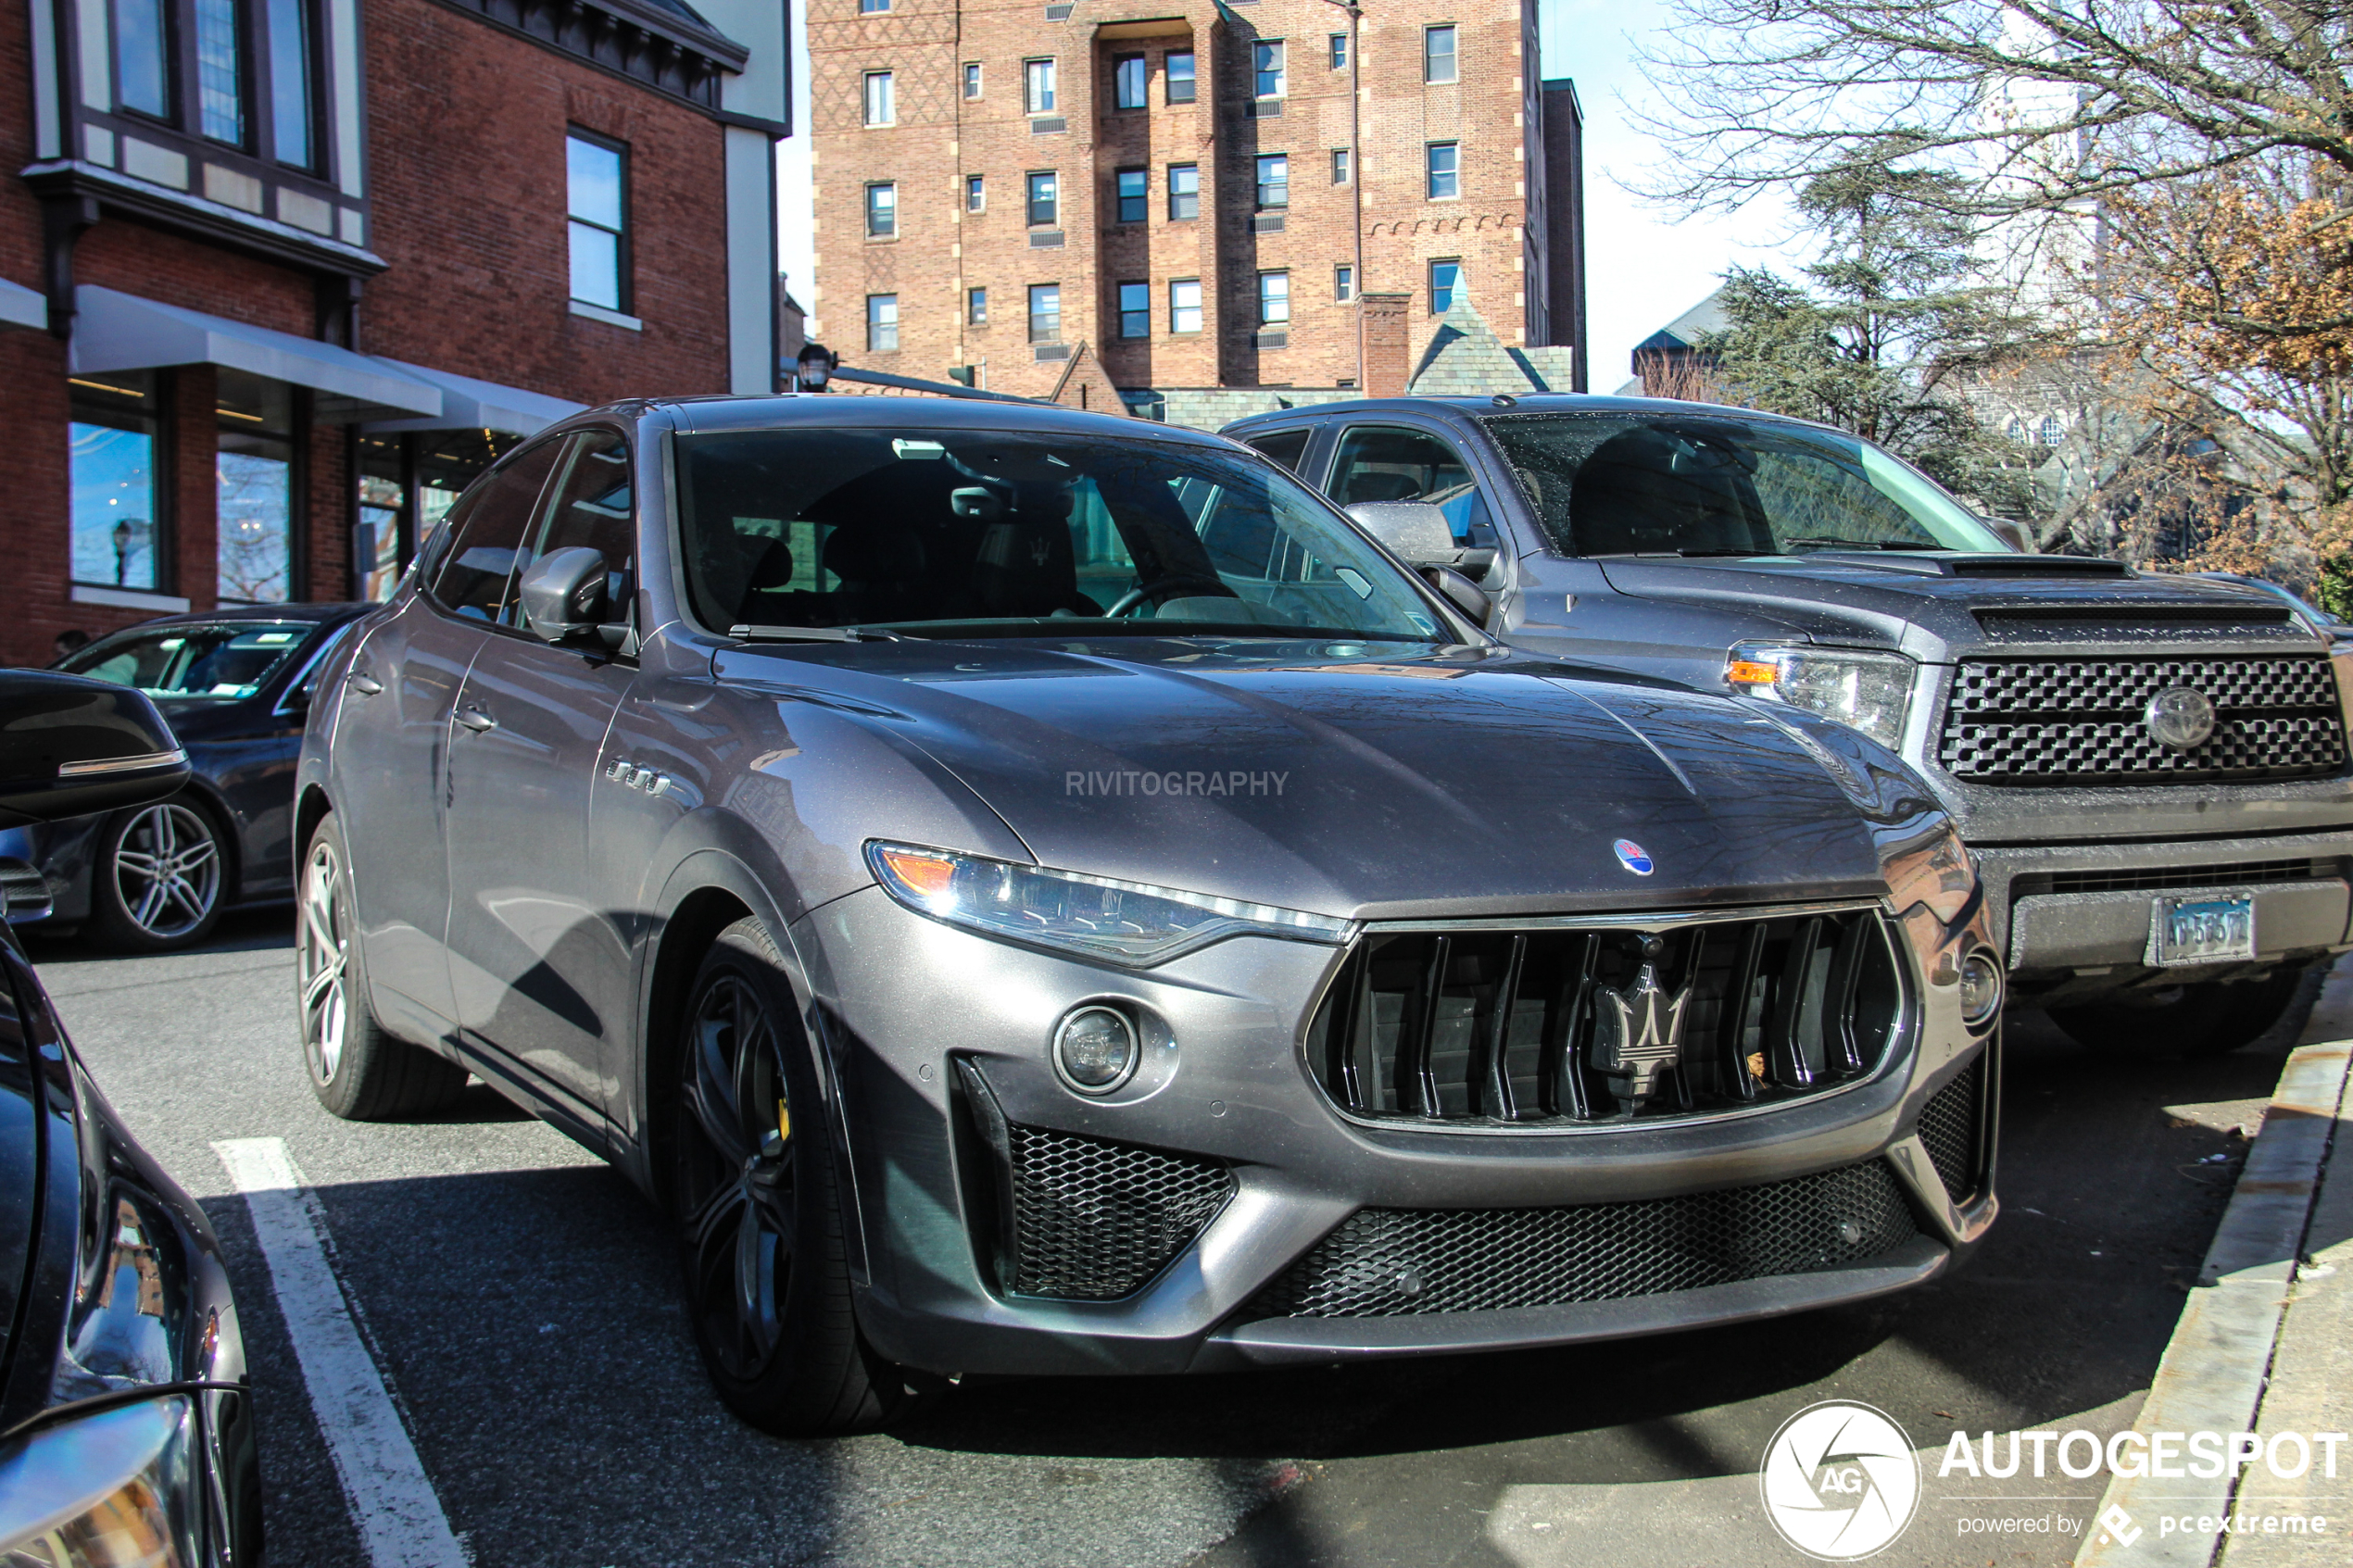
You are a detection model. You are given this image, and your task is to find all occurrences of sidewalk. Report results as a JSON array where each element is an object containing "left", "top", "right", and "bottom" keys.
[{"left": 2076, "top": 964, "right": 2353, "bottom": 1567}]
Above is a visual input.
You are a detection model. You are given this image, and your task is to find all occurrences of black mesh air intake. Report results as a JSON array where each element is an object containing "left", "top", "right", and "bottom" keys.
[
  {"left": 1000, "top": 1123, "right": 1236, "bottom": 1300},
  {"left": 1245, "top": 1158, "right": 1919, "bottom": 1319},
  {"left": 1917, "top": 1059, "right": 1985, "bottom": 1203}
]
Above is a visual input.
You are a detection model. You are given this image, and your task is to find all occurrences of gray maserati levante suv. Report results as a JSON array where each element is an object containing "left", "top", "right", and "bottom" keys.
[{"left": 296, "top": 395, "right": 2001, "bottom": 1435}]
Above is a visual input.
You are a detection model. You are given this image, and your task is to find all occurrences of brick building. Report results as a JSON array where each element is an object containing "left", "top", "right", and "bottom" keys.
[
  {"left": 0, "top": 0, "right": 788, "bottom": 666},
  {"left": 805, "top": 0, "right": 1583, "bottom": 418}
]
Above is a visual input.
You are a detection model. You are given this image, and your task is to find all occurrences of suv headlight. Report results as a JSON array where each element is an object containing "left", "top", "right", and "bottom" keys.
[
  {"left": 0, "top": 1396, "right": 202, "bottom": 1566},
  {"left": 1726, "top": 642, "right": 1916, "bottom": 748},
  {"left": 867, "top": 842, "right": 1354, "bottom": 967}
]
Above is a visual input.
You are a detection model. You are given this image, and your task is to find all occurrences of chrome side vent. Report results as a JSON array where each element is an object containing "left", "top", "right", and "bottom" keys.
[{"left": 1305, "top": 908, "right": 1904, "bottom": 1128}]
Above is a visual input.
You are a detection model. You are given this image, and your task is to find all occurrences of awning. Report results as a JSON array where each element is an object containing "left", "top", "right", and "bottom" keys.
[
  {"left": 0, "top": 276, "right": 45, "bottom": 332},
  {"left": 361, "top": 358, "right": 586, "bottom": 437},
  {"left": 70, "top": 285, "right": 443, "bottom": 422}
]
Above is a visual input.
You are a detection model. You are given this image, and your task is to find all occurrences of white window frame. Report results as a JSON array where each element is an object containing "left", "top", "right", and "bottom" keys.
[
  {"left": 1025, "top": 58, "right": 1057, "bottom": 114},
  {"left": 863, "top": 70, "right": 895, "bottom": 126}
]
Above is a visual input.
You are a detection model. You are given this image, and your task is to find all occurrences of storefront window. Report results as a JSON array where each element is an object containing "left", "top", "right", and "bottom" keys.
[
  {"left": 69, "top": 372, "right": 163, "bottom": 592},
  {"left": 356, "top": 434, "right": 406, "bottom": 602},
  {"left": 216, "top": 370, "right": 294, "bottom": 604}
]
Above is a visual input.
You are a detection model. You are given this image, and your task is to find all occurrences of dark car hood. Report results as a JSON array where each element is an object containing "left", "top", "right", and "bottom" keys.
[
  {"left": 712, "top": 638, "right": 1902, "bottom": 921},
  {"left": 1592, "top": 555, "right": 2319, "bottom": 660}
]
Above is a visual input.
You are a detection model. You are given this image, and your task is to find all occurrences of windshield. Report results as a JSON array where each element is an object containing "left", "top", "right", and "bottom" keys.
[
  {"left": 674, "top": 427, "right": 1448, "bottom": 641},
  {"left": 1479, "top": 412, "right": 2009, "bottom": 558},
  {"left": 58, "top": 621, "right": 316, "bottom": 700}
]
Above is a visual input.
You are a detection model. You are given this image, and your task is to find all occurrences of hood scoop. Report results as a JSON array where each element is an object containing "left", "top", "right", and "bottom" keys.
[
  {"left": 1972, "top": 604, "right": 2302, "bottom": 645},
  {"left": 1944, "top": 555, "right": 2131, "bottom": 579}
]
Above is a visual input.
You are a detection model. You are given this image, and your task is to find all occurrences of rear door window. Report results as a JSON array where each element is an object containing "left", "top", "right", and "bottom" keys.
[
  {"left": 1243, "top": 428, "right": 1312, "bottom": 472},
  {"left": 427, "top": 441, "right": 565, "bottom": 621}
]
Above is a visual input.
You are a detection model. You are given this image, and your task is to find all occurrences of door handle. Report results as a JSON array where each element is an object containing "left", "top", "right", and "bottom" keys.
[
  {"left": 456, "top": 706, "right": 497, "bottom": 733},
  {"left": 347, "top": 671, "right": 384, "bottom": 695}
]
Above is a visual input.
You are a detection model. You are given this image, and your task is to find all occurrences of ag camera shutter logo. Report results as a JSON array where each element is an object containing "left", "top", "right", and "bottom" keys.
[{"left": 1759, "top": 1401, "right": 1921, "bottom": 1560}]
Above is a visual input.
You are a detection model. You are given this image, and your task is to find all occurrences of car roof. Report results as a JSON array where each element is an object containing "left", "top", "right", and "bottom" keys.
[
  {"left": 1221, "top": 392, "right": 1818, "bottom": 433},
  {"left": 95, "top": 602, "right": 371, "bottom": 633},
  {"left": 651, "top": 393, "right": 1241, "bottom": 450}
]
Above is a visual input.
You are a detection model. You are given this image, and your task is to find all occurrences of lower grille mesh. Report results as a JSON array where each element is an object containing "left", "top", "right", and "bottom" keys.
[
  {"left": 1244, "top": 1158, "right": 1919, "bottom": 1318},
  {"left": 1918, "top": 1060, "right": 1984, "bottom": 1202},
  {"left": 1002, "top": 1123, "right": 1235, "bottom": 1300}
]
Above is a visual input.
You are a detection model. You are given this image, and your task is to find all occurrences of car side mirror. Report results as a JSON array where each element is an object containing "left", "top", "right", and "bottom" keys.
[
  {"left": 0, "top": 671, "right": 189, "bottom": 828},
  {"left": 520, "top": 546, "right": 611, "bottom": 644},
  {"left": 1421, "top": 565, "right": 1494, "bottom": 631}
]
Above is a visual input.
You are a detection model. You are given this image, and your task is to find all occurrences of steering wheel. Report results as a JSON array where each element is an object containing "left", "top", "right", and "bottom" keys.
[{"left": 1105, "top": 575, "right": 1235, "bottom": 618}]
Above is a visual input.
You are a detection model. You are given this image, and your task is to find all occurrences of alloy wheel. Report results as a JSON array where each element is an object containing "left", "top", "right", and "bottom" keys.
[
  {"left": 297, "top": 839, "right": 350, "bottom": 1083},
  {"left": 111, "top": 802, "right": 222, "bottom": 940},
  {"left": 677, "top": 972, "right": 799, "bottom": 1381}
]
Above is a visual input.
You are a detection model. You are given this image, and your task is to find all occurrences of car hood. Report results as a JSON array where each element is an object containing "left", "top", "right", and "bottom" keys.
[
  {"left": 1591, "top": 554, "right": 2321, "bottom": 661},
  {"left": 711, "top": 638, "right": 1909, "bottom": 922}
]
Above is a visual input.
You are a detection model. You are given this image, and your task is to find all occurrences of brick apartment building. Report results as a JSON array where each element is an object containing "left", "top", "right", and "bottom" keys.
[
  {"left": 806, "top": 0, "right": 1584, "bottom": 422},
  {"left": 0, "top": 0, "right": 788, "bottom": 667}
]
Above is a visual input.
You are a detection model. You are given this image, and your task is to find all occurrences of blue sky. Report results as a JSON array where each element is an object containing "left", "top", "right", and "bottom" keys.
[{"left": 774, "top": 0, "right": 1805, "bottom": 387}]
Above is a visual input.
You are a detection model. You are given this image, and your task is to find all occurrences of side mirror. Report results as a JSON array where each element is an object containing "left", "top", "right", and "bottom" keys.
[
  {"left": 1421, "top": 565, "right": 1494, "bottom": 631},
  {"left": 1343, "top": 501, "right": 1467, "bottom": 567},
  {"left": 520, "top": 546, "right": 611, "bottom": 644},
  {"left": 0, "top": 672, "right": 189, "bottom": 828},
  {"left": 1980, "top": 517, "right": 2028, "bottom": 553}
]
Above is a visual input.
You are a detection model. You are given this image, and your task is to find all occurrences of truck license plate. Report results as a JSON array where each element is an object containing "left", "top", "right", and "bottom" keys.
[{"left": 2149, "top": 896, "right": 2256, "bottom": 966}]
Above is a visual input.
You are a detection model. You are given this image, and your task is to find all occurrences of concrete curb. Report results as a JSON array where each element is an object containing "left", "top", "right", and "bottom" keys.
[{"left": 2073, "top": 970, "right": 2353, "bottom": 1568}]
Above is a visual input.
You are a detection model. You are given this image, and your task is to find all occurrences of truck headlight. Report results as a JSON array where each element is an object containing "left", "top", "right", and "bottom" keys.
[
  {"left": 1727, "top": 642, "right": 1916, "bottom": 748},
  {"left": 866, "top": 841, "right": 1354, "bottom": 967},
  {"left": 0, "top": 1396, "right": 202, "bottom": 1566}
]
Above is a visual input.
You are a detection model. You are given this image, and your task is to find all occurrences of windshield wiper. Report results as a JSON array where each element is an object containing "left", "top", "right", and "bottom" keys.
[
  {"left": 729, "top": 624, "right": 910, "bottom": 643},
  {"left": 1781, "top": 538, "right": 1944, "bottom": 551}
]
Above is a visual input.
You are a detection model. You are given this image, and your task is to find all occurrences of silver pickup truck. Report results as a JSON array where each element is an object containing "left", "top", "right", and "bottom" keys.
[{"left": 1227, "top": 395, "right": 2353, "bottom": 1053}]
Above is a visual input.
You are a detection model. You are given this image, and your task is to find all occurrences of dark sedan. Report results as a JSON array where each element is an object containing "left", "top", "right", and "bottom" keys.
[{"left": 5, "top": 604, "right": 369, "bottom": 950}]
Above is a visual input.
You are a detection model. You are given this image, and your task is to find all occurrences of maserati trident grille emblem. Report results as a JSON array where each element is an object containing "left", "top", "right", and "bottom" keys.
[
  {"left": 1589, "top": 936, "right": 1692, "bottom": 1104},
  {"left": 1613, "top": 839, "right": 1655, "bottom": 875}
]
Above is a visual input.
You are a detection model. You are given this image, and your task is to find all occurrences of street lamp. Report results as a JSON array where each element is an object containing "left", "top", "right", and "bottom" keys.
[
  {"left": 796, "top": 341, "right": 838, "bottom": 392},
  {"left": 112, "top": 517, "right": 147, "bottom": 586}
]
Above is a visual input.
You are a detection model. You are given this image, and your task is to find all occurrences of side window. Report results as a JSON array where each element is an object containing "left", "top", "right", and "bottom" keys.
[
  {"left": 1330, "top": 425, "right": 1473, "bottom": 506},
  {"left": 518, "top": 431, "right": 636, "bottom": 630},
  {"left": 428, "top": 441, "right": 565, "bottom": 621},
  {"left": 1244, "top": 429, "right": 1312, "bottom": 472}
]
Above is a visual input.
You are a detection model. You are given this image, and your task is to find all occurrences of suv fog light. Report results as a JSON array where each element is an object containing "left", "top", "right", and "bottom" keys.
[
  {"left": 1957, "top": 951, "right": 2003, "bottom": 1024},
  {"left": 1054, "top": 1006, "right": 1139, "bottom": 1093}
]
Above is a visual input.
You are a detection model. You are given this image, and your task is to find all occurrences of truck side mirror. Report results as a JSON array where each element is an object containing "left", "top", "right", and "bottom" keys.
[
  {"left": 520, "top": 546, "right": 611, "bottom": 644},
  {"left": 0, "top": 672, "right": 189, "bottom": 828},
  {"left": 1345, "top": 501, "right": 1467, "bottom": 570}
]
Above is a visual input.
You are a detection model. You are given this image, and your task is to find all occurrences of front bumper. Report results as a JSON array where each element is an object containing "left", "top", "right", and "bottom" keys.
[
  {"left": 1968, "top": 827, "right": 2353, "bottom": 993},
  {"left": 795, "top": 885, "right": 1998, "bottom": 1377}
]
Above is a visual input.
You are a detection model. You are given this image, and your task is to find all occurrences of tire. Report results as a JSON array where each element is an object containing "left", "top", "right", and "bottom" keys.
[
  {"left": 672, "top": 918, "right": 915, "bottom": 1436},
  {"left": 296, "top": 813, "right": 469, "bottom": 1120},
  {"left": 2046, "top": 963, "right": 2317, "bottom": 1059},
  {"left": 88, "top": 797, "right": 228, "bottom": 952}
]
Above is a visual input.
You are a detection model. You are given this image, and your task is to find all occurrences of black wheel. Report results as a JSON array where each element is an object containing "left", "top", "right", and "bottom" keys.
[
  {"left": 297, "top": 813, "right": 469, "bottom": 1119},
  {"left": 673, "top": 918, "right": 914, "bottom": 1436},
  {"left": 89, "top": 797, "right": 227, "bottom": 951},
  {"left": 2046, "top": 964, "right": 2317, "bottom": 1059}
]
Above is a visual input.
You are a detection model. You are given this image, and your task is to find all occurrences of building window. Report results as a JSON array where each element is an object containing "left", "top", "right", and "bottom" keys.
[
  {"left": 1424, "top": 24, "right": 1457, "bottom": 82},
  {"left": 1427, "top": 141, "right": 1459, "bottom": 199},
  {"left": 860, "top": 0, "right": 888, "bottom": 10},
  {"left": 1429, "top": 258, "right": 1461, "bottom": 312},
  {"left": 215, "top": 370, "right": 293, "bottom": 604},
  {"left": 965, "top": 173, "right": 985, "bottom": 211},
  {"left": 1114, "top": 53, "right": 1147, "bottom": 109},
  {"left": 1254, "top": 40, "right": 1285, "bottom": 98},
  {"left": 1028, "top": 283, "right": 1061, "bottom": 342},
  {"left": 194, "top": 0, "right": 244, "bottom": 144},
  {"left": 864, "top": 70, "right": 894, "bottom": 125},
  {"left": 967, "top": 286, "right": 988, "bottom": 325},
  {"left": 1255, "top": 154, "right": 1288, "bottom": 209},
  {"left": 2039, "top": 414, "right": 2064, "bottom": 446},
  {"left": 1026, "top": 169, "right": 1058, "bottom": 226},
  {"left": 1167, "top": 163, "right": 1198, "bottom": 220},
  {"left": 866, "top": 294, "right": 899, "bottom": 351},
  {"left": 265, "top": 0, "right": 316, "bottom": 168},
  {"left": 1258, "top": 271, "right": 1290, "bottom": 325},
  {"left": 1118, "top": 281, "right": 1150, "bottom": 338},
  {"left": 1329, "top": 31, "right": 1348, "bottom": 69},
  {"left": 1025, "top": 58, "right": 1056, "bottom": 114},
  {"left": 69, "top": 371, "right": 163, "bottom": 592},
  {"left": 963, "top": 61, "right": 982, "bottom": 98},
  {"left": 1170, "top": 278, "right": 1202, "bottom": 333},
  {"left": 1332, "top": 147, "right": 1351, "bottom": 183},
  {"left": 1115, "top": 167, "right": 1147, "bottom": 223},
  {"left": 1335, "top": 264, "right": 1353, "bottom": 301},
  {"left": 865, "top": 182, "right": 896, "bottom": 238},
  {"left": 112, "top": 0, "right": 172, "bottom": 119},
  {"left": 1165, "top": 50, "right": 1195, "bottom": 103},
  {"left": 566, "top": 130, "right": 628, "bottom": 312}
]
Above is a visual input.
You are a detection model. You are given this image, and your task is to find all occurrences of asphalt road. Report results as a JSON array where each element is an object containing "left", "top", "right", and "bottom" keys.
[{"left": 28, "top": 909, "right": 2315, "bottom": 1568}]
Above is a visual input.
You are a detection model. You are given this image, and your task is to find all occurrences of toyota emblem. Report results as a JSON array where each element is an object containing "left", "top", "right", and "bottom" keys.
[{"left": 2144, "top": 685, "right": 2216, "bottom": 751}]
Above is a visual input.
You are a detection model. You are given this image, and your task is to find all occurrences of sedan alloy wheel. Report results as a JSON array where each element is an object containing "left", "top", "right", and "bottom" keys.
[
  {"left": 99, "top": 801, "right": 224, "bottom": 948},
  {"left": 678, "top": 970, "right": 799, "bottom": 1381}
]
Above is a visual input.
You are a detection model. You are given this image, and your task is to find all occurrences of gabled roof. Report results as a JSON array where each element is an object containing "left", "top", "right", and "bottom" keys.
[
  {"left": 1634, "top": 288, "right": 1730, "bottom": 355},
  {"left": 1404, "top": 289, "right": 1583, "bottom": 395}
]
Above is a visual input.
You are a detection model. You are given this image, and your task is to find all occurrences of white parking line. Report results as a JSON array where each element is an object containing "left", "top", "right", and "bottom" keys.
[{"left": 215, "top": 1137, "right": 468, "bottom": 1568}]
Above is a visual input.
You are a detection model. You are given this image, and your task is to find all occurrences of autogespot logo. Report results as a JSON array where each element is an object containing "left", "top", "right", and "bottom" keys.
[{"left": 1760, "top": 1401, "right": 1922, "bottom": 1561}]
